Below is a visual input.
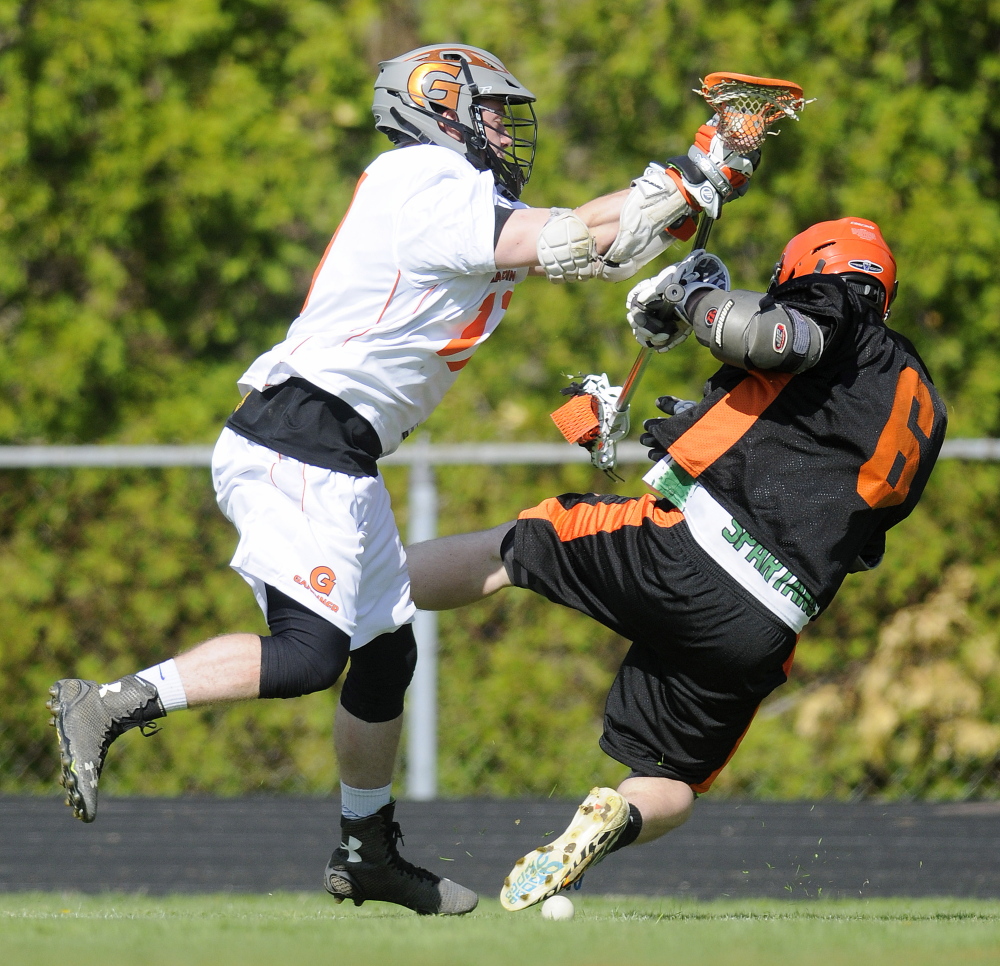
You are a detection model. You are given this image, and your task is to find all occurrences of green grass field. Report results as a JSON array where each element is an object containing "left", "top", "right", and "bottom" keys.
[{"left": 3, "top": 894, "right": 999, "bottom": 966}]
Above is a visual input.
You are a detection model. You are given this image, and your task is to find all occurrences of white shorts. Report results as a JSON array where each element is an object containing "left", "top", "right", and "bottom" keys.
[{"left": 212, "top": 427, "right": 415, "bottom": 648}]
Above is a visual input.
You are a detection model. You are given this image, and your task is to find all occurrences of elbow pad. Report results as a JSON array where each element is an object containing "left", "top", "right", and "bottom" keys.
[
  {"left": 536, "top": 208, "right": 598, "bottom": 282},
  {"left": 690, "top": 289, "right": 825, "bottom": 373}
]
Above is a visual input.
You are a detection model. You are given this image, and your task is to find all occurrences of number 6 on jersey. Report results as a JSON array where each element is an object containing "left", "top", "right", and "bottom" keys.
[{"left": 857, "top": 367, "right": 936, "bottom": 509}]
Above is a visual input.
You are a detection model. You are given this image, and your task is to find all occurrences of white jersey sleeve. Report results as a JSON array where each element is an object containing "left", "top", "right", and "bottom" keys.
[
  {"left": 236, "top": 145, "right": 528, "bottom": 457},
  {"left": 395, "top": 164, "right": 499, "bottom": 283}
]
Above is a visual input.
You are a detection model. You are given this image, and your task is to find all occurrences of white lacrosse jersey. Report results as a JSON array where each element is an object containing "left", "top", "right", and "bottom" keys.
[{"left": 238, "top": 145, "right": 529, "bottom": 455}]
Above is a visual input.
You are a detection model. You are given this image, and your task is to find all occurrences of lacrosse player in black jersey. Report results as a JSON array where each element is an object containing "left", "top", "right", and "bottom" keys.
[{"left": 405, "top": 217, "right": 948, "bottom": 910}]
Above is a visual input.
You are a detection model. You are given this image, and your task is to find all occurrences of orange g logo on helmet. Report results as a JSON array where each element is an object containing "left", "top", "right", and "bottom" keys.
[
  {"left": 407, "top": 61, "right": 463, "bottom": 112},
  {"left": 309, "top": 566, "right": 337, "bottom": 595}
]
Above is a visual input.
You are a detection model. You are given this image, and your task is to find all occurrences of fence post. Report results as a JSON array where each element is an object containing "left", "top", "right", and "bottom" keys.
[{"left": 406, "top": 437, "right": 438, "bottom": 800}]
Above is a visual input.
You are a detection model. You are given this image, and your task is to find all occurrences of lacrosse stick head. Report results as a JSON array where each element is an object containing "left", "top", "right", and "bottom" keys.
[
  {"left": 698, "top": 71, "right": 808, "bottom": 154},
  {"left": 550, "top": 374, "right": 630, "bottom": 476}
]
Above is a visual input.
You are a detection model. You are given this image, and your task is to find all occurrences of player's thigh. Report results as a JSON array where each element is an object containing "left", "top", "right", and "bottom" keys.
[
  {"left": 505, "top": 491, "right": 686, "bottom": 639},
  {"left": 213, "top": 429, "right": 369, "bottom": 637},
  {"left": 601, "top": 583, "right": 796, "bottom": 790},
  {"left": 350, "top": 473, "right": 416, "bottom": 647}
]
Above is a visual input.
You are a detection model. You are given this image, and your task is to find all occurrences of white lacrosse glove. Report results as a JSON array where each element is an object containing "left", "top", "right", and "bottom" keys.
[
  {"left": 596, "top": 232, "right": 673, "bottom": 283},
  {"left": 626, "top": 249, "right": 731, "bottom": 352},
  {"left": 601, "top": 162, "right": 693, "bottom": 269},
  {"left": 665, "top": 120, "right": 759, "bottom": 219}
]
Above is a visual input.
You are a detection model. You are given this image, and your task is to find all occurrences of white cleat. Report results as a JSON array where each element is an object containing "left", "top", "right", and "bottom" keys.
[{"left": 500, "top": 786, "right": 628, "bottom": 911}]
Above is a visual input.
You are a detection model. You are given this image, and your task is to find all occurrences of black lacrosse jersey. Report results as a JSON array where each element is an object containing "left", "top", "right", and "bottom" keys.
[{"left": 647, "top": 275, "right": 948, "bottom": 613}]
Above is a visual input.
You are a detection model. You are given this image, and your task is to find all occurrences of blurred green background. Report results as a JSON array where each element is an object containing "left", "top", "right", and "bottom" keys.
[{"left": 1, "top": 0, "right": 999, "bottom": 800}]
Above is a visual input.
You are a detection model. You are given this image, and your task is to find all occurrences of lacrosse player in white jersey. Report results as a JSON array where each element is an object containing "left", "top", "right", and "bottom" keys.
[{"left": 47, "top": 44, "right": 758, "bottom": 915}]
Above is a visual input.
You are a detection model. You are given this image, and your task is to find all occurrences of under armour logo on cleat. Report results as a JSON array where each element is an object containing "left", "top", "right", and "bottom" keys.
[
  {"left": 340, "top": 835, "right": 362, "bottom": 863},
  {"left": 98, "top": 682, "right": 123, "bottom": 698}
]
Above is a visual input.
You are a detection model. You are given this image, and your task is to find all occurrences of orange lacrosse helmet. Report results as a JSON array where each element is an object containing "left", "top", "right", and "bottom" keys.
[{"left": 772, "top": 217, "right": 898, "bottom": 316}]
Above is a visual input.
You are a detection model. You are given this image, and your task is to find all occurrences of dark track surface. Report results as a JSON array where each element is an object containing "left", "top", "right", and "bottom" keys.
[{"left": 2, "top": 796, "right": 998, "bottom": 899}]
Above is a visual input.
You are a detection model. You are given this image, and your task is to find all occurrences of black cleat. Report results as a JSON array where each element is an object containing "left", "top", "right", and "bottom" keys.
[
  {"left": 324, "top": 801, "right": 478, "bottom": 915},
  {"left": 47, "top": 676, "right": 165, "bottom": 823}
]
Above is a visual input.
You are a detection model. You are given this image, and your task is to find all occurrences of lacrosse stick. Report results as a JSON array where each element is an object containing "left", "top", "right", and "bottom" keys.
[{"left": 551, "top": 71, "right": 808, "bottom": 475}]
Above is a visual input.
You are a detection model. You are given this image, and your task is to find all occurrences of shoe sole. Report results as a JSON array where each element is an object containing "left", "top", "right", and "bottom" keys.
[
  {"left": 46, "top": 682, "right": 93, "bottom": 823},
  {"left": 500, "top": 786, "right": 628, "bottom": 911},
  {"left": 324, "top": 866, "right": 363, "bottom": 907},
  {"left": 324, "top": 863, "right": 477, "bottom": 916}
]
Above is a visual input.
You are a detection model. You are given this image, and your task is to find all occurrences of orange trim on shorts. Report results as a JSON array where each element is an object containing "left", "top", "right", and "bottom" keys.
[
  {"left": 669, "top": 370, "right": 792, "bottom": 478},
  {"left": 300, "top": 172, "right": 369, "bottom": 312},
  {"left": 518, "top": 494, "right": 682, "bottom": 542},
  {"left": 689, "top": 643, "right": 798, "bottom": 794}
]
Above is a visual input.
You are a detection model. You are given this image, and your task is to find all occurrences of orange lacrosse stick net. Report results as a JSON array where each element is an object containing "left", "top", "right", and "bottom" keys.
[
  {"left": 698, "top": 71, "right": 808, "bottom": 154},
  {"left": 550, "top": 392, "right": 600, "bottom": 445}
]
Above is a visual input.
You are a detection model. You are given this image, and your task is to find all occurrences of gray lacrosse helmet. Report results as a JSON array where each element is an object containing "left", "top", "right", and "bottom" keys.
[{"left": 372, "top": 44, "right": 537, "bottom": 199}]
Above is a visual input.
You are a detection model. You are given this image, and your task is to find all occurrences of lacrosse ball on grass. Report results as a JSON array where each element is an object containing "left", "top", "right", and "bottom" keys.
[{"left": 540, "top": 895, "right": 575, "bottom": 920}]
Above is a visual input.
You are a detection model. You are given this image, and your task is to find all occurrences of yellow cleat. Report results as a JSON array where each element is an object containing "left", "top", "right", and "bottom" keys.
[{"left": 500, "top": 787, "right": 628, "bottom": 911}]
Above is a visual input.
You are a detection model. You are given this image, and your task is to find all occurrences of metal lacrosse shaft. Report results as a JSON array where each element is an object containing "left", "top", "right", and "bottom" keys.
[{"left": 613, "top": 211, "right": 716, "bottom": 418}]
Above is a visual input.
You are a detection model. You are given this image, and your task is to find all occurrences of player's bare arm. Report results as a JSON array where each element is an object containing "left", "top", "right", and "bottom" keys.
[
  {"left": 495, "top": 137, "right": 757, "bottom": 280},
  {"left": 493, "top": 190, "right": 631, "bottom": 270}
]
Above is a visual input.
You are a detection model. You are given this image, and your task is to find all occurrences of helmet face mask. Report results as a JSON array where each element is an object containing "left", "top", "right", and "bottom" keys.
[
  {"left": 372, "top": 45, "right": 537, "bottom": 199},
  {"left": 473, "top": 98, "right": 537, "bottom": 200},
  {"left": 769, "top": 217, "right": 898, "bottom": 318}
]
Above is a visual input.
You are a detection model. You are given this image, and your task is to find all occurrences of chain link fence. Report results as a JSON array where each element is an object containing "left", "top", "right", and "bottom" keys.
[{"left": 2, "top": 441, "right": 998, "bottom": 801}]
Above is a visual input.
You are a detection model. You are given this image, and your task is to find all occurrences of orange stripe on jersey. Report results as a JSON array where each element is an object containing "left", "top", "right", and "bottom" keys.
[
  {"left": 669, "top": 370, "right": 792, "bottom": 478},
  {"left": 519, "top": 494, "right": 682, "bottom": 541},
  {"left": 437, "top": 293, "right": 495, "bottom": 356},
  {"left": 301, "top": 172, "right": 369, "bottom": 312},
  {"left": 412, "top": 284, "right": 439, "bottom": 315},
  {"left": 690, "top": 643, "right": 798, "bottom": 794},
  {"left": 342, "top": 271, "right": 402, "bottom": 346},
  {"left": 437, "top": 292, "right": 497, "bottom": 372}
]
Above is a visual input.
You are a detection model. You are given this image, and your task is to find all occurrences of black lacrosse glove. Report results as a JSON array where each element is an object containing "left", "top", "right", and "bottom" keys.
[{"left": 639, "top": 395, "right": 697, "bottom": 463}]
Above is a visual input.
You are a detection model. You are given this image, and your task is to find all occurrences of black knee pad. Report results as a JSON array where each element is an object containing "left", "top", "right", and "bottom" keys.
[
  {"left": 339, "top": 624, "right": 417, "bottom": 723},
  {"left": 259, "top": 585, "right": 351, "bottom": 699}
]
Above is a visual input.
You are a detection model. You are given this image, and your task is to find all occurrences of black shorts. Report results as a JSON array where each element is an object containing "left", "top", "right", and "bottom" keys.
[{"left": 504, "top": 492, "right": 797, "bottom": 791}]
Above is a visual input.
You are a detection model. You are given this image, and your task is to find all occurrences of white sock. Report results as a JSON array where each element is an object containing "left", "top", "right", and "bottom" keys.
[
  {"left": 340, "top": 782, "right": 392, "bottom": 820},
  {"left": 136, "top": 659, "right": 188, "bottom": 712}
]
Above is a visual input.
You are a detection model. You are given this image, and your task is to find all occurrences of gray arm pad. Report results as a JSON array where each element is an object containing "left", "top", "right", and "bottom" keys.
[{"left": 688, "top": 289, "right": 825, "bottom": 373}]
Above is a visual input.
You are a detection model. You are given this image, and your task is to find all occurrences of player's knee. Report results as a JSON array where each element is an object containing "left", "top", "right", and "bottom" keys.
[
  {"left": 259, "top": 627, "right": 350, "bottom": 697},
  {"left": 339, "top": 624, "right": 417, "bottom": 722},
  {"left": 258, "top": 586, "right": 351, "bottom": 699}
]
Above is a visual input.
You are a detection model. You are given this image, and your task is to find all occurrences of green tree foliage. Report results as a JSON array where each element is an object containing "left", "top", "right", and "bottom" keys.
[{"left": 2, "top": 0, "right": 1000, "bottom": 798}]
